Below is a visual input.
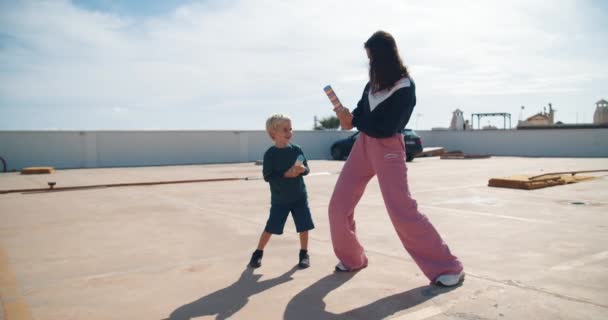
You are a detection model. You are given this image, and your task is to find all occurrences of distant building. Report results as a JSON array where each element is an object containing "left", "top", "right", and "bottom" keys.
[
  {"left": 517, "top": 103, "right": 555, "bottom": 128},
  {"left": 449, "top": 109, "right": 466, "bottom": 130},
  {"left": 518, "top": 100, "right": 608, "bottom": 129},
  {"left": 524, "top": 114, "right": 551, "bottom": 125},
  {"left": 594, "top": 99, "right": 608, "bottom": 125}
]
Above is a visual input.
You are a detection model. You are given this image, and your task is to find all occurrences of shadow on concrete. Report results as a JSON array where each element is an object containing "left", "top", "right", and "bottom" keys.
[
  {"left": 165, "top": 266, "right": 298, "bottom": 320},
  {"left": 284, "top": 272, "right": 459, "bottom": 320}
]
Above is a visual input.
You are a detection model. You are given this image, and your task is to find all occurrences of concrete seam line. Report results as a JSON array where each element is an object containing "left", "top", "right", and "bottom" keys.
[
  {"left": 420, "top": 205, "right": 552, "bottom": 224},
  {"left": 0, "top": 246, "right": 33, "bottom": 320},
  {"left": 466, "top": 272, "right": 608, "bottom": 310}
]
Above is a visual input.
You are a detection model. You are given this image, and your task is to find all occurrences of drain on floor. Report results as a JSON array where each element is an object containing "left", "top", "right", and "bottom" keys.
[
  {"left": 558, "top": 200, "right": 601, "bottom": 207},
  {"left": 570, "top": 201, "right": 588, "bottom": 206}
]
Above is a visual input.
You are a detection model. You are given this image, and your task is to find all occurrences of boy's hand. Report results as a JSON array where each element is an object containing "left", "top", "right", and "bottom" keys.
[
  {"left": 284, "top": 165, "right": 306, "bottom": 178},
  {"left": 283, "top": 166, "right": 298, "bottom": 178},
  {"left": 294, "top": 164, "right": 307, "bottom": 174}
]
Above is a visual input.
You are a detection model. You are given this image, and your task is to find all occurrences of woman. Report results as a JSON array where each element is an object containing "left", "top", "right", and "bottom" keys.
[{"left": 330, "top": 31, "right": 464, "bottom": 286}]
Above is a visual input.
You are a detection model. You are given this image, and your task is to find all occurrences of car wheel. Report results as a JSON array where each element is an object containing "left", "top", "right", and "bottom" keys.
[
  {"left": 331, "top": 146, "right": 343, "bottom": 160},
  {"left": 406, "top": 153, "right": 414, "bottom": 162}
]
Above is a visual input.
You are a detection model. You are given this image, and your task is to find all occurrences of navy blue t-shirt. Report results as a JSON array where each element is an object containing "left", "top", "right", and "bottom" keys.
[{"left": 262, "top": 144, "right": 310, "bottom": 205}]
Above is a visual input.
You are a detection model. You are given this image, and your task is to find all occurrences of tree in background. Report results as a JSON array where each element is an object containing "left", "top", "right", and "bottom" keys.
[{"left": 314, "top": 115, "right": 340, "bottom": 130}]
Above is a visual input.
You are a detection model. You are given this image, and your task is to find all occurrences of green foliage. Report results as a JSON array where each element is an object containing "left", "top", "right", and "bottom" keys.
[{"left": 314, "top": 115, "right": 340, "bottom": 130}]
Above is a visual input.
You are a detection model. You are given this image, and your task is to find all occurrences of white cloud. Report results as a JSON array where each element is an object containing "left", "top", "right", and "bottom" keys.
[
  {"left": 112, "top": 106, "right": 129, "bottom": 113},
  {"left": 0, "top": 0, "right": 606, "bottom": 129}
]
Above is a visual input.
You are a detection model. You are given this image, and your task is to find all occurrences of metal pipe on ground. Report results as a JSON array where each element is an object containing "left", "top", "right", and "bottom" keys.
[
  {"left": 0, "top": 177, "right": 254, "bottom": 195},
  {"left": 529, "top": 169, "right": 608, "bottom": 180}
]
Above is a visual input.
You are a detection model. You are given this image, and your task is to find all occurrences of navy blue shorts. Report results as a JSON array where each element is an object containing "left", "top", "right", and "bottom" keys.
[{"left": 264, "top": 198, "right": 315, "bottom": 235}]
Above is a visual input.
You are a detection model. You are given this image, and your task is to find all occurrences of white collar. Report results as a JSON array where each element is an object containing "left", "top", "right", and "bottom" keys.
[{"left": 368, "top": 77, "right": 411, "bottom": 111}]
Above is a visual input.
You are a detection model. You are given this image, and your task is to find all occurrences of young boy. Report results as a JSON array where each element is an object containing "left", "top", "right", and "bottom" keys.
[{"left": 248, "top": 114, "right": 315, "bottom": 269}]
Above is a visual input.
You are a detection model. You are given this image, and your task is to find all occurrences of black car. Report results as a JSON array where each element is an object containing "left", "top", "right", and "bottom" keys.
[{"left": 330, "top": 129, "right": 423, "bottom": 162}]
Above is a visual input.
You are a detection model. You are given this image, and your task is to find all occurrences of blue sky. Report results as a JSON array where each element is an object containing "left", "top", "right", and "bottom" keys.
[
  {"left": 71, "top": 0, "right": 195, "bottom": 16},
  {"left": 1, "top": 0, "right": 607, "bottom": 130}
]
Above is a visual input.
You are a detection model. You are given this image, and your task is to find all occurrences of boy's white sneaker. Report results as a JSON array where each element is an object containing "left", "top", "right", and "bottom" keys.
[{"left": 435, "top": 271, "right": 465, "bottom": 287}]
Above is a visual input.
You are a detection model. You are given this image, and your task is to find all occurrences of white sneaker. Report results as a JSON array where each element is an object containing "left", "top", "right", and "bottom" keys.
[
  {"left": 334, "top": 262, "right": 350, "bottom": 272},
  {"left": 435, "top": 271, "right": 465, "bottom": 286}
]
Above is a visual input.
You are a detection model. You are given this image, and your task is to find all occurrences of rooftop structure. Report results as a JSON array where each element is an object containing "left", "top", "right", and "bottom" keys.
[
  {"left": 594, "top": 99, "right": 608, "bottom": 125},
  {"left": 449, "top": 109, "right": 469, "bottom": 130}
]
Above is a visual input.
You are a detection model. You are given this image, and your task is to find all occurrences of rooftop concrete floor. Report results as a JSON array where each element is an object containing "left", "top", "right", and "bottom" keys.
[{"left": 1, "top": 157, "right": 607, "bottom": 320}]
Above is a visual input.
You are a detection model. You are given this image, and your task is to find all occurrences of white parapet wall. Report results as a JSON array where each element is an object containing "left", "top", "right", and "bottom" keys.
[
  {"left": 0, "top": 129, "right": 607, "bottom": 171},
  {"left": 416, "top": 129, "right": 608, "bottom": 157},
  {"left": 0, "top": 130, "right": 353, "bottom": 171}
]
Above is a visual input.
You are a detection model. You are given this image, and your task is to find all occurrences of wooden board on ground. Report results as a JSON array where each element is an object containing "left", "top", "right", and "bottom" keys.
[
  {"left": 440, "top": 151, "right": 491, "bottom": 159},
  {"left": 417, "top": 147, "right": 446, "bottom": 157},
  {"left": 21, "top": 167, "right": 55, "bottom": 175},
  {"left": 488, "top": 174, "right": 595, "bottom": 190}
]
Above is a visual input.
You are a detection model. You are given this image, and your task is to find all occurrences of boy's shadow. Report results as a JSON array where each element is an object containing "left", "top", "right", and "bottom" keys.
[
  {"left": 165, "top": 266, "right": 298, "bottom": 320},
  {"left": 284, "top": 272, "right": 460, "bottom": 320}
]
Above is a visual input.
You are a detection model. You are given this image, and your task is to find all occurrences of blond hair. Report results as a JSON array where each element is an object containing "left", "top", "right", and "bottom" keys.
[{"left": 265, "top": 114, "right": 291, "bottom": 140}]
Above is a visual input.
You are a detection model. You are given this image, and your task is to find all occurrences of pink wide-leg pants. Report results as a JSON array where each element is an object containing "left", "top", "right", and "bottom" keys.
[{"left": 328, "top": 132, "right": 463, "bottom": 281}]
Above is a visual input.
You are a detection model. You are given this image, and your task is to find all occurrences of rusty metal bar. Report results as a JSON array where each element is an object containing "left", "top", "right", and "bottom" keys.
[{"left": 529, "top": 169, "right": 608, "bottom": 180}]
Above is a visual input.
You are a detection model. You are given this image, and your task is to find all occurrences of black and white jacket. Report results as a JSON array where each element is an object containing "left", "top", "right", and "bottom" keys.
[{"left": 352, "top": 77, "right": 416, "bottom": 138}]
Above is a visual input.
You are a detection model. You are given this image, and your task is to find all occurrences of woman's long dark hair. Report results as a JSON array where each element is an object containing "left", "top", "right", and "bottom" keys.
[{"left": 364, "top": 31, "right": 409, "bottom": 93}]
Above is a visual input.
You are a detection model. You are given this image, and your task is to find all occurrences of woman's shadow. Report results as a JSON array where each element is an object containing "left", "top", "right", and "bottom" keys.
[
  {"left": 165, "top": 266, "right": 298, "bottom": 320},
  {"left": 284, "top": 272, "right": 460, "bottom": 320}
]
